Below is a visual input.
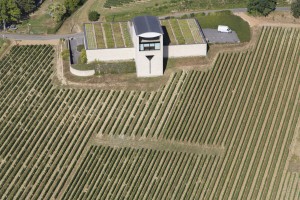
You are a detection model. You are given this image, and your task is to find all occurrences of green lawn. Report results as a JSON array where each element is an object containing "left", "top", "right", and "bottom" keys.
[
  {"left": 95, "top": 60, "right": 136, "bottom": 75},
  {"left": 194, "top": 11, "right": 251, "bottom": 42},
  {"left": 72, "top": 60, "right": 136, "bottom": 75}
]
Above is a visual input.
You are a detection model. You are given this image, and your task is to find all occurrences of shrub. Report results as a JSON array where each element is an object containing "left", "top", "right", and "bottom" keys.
[
  {"left": 88, "top": 11, "right": 100, "bottom": 21},
  {"left": 61, "top": 49, "right": 70, "bottom": 61},
  {"left": 77, "top": 44, "right": 85, "bottom": 52},
  {"left": 80, "top": 49, "right": 87, "bottom": 64}
]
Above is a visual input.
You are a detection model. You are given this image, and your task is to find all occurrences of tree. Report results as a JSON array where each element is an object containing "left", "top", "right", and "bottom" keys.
[
  {"left": 247, "top": 0, "right": 276, "bottom": 16},
  {"left": 16, "top": 0, "right": 36, "bottom": 15},
  {"left": 291, "top": 0, "right": 300, "bottom": 18},
  {"left": 0, "top": 0, "right": 21, "bottom": 30},
  {"left": 64, "top": 0, "right": 80, "bottom": 14},
  {"left": 48, "top": 3, "right": 66, "bottom": 22},
  {"left": 88, "top": 10, "right": 100, "bottom": 21}
]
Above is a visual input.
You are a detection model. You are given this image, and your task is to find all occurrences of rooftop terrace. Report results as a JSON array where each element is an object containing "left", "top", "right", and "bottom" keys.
[
  {"left": 84, "top": 22, "right": 133, "bottom": 50},
  {"left": 160, "top": 18, "right": 205, "bottom": 45}
]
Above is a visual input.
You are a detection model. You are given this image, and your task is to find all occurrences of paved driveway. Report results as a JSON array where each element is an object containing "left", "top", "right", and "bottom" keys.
[
  {"left": 203, "top": 29, "right": 240, "bottom": 43},
  {"left": 69, "top": 37, "right": 84, "bottom": 64}
]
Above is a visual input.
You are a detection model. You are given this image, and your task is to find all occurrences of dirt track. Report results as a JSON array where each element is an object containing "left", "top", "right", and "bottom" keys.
[{"left": 93, "top": 134, "right": 225, "bottom": 156}]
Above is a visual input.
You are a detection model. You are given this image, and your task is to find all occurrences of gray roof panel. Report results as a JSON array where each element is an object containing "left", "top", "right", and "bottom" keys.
[{"left": 132, "top": 16, "right": 163, "bottom": 36}]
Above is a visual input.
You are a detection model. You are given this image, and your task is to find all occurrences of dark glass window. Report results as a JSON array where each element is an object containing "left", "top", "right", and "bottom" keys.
[{"left": 139, "top": 42, "right": 160, "bottom": 51}]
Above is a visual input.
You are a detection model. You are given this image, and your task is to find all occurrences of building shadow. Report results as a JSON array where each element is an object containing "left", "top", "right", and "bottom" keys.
[
  {"left": 162, "top": 26, "right": 171, "bottom": 73},
  {"left": 68, "top": 40, "right": 74, "bottom": 64},
  {"left": 162, "top": 26, "right": 171, "bottom": 45},
  {"left": 163, "top": 57, "right": 168, "bottom": 73}
]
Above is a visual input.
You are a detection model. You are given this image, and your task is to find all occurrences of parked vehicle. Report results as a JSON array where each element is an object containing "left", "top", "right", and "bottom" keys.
[{"left": 218, "top": 25, "right": 232, "bottom": 33}]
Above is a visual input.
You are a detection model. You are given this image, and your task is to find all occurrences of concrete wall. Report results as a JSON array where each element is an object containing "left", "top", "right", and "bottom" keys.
[
  {"left": 86, "top": 48, "right": 135, "bottom": 63},
  {"left": 135, "top": 48, "right": 163, "bottom": 77},
  {"left": 70, "top": 65, "right": 95, "bottom": 76},
  {"left": 164, "top": 44, "right": 207, "bottom": 58}
]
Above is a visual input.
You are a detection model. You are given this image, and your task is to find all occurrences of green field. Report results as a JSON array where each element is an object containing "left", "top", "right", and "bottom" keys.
[{"left": 0, "top": 27, "right": 299, "bottom": 199}]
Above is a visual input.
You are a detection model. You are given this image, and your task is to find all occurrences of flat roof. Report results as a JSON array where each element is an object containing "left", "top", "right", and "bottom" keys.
[
  {"left": 160, "top": 19, "right": 206, "bottom": 45},
  {"left": 132, "top": 16, "right": 163, "bottom": 36},
  {"left": 84, "top": 22, "right": 133, "bottom": 50},
  {"left": 83, "top": 18, "right": 206, "bottom": 50}
]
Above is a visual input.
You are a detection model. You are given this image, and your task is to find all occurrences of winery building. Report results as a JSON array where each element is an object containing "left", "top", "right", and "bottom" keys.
[{"left": 83, "top": 15, "right": 207, "bottom": 77}]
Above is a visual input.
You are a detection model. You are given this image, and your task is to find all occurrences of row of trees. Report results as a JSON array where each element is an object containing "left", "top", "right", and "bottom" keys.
[
  {"left": 0, "top": 0, "right": 42, "bottom": 30},
  {"left": 247, "top": 0, "right": 300, "bottom": 18}
]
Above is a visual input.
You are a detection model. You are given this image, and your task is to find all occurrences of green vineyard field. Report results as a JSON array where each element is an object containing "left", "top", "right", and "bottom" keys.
[{"left": 0, "top": 27, "right": 299, "bottom": 199}]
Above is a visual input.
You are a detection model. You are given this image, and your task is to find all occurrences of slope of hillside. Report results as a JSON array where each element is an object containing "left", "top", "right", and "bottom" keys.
[{"left": 0, "top": 27, "right": 299, "bottom": 199}]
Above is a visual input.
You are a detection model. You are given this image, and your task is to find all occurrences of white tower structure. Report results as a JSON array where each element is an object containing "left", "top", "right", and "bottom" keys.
[{"left": 131, "top": 16, "right": 164, "bottom": 77}]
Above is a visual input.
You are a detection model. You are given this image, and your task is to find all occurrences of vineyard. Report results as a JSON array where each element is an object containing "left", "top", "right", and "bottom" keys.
[
  {"left": 62, "top": 146, "right": 220, "bottom": 199},
  {"left": 0, "top": 27, "right": 299, "bottom": 199}
]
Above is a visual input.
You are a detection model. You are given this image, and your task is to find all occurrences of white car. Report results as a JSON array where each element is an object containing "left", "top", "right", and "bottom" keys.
[{"left": 218, "top": 25, "right": 232, "bottom": 33}]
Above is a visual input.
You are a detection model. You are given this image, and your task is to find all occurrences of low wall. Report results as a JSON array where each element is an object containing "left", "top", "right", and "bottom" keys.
[
  {"left": 163, "top": 44, "right": 207, "bottom": 58},
  {"left": 87, "top": 45, "right": 207, "bottom": 62},
  {"left": 70, "top": 65, "right": 95, "bottom": 76},
  {"left": 86, "top": 48, "right": 135, "bottom": 63}
]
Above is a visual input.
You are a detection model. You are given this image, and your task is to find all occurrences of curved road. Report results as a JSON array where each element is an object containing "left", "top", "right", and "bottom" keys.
[{"left": 0, "top": 6, "right": 290, "bottom": 41}]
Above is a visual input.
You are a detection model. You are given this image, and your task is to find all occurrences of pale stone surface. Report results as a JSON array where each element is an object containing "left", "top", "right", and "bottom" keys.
[
  {"left": 164, "top": 44, "right": 207, "bottom": 58},
  {"left": 70, "top": 65, "right": 95, "bottom": 76},
  {"left": 86, "top": 48, "right": 135, "bottom": 63}
]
